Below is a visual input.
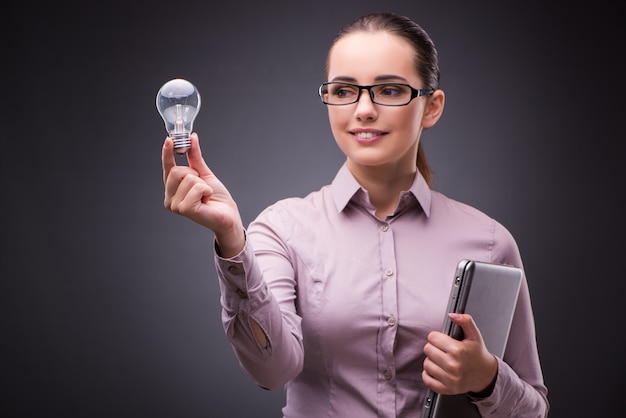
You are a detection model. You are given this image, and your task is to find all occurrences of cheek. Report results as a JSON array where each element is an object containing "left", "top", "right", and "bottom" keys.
[
  {"left": 399, "top": 106, "right": 425, "bottom": 136},
  {"left": 327, "top": 108, "right": 343, "bottom": 125},
  {"left": 327, "top": 110, "right": 351, "bottom": 153},
  {"left": 327, "top": 109, "right": 348, "bottom": 136}
]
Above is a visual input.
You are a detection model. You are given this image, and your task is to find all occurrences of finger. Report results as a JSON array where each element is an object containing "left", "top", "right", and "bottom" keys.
[
  {"left": 422, "top": 354, "right": 460, "bottom": 395},
  {"left": 175, "top": 181, "right": 214, "bottom": 215},
  {"left": 186, "top": 133, "right": 213, "bottom": 178},
  {"left": 448, "top": 313, "right": 482, "bottom": 342},
  {"left": 422, "top": 369, "right": 446, "bottom": 394},
  {"left": 424, "top": 336, "right": 461, "bottom": 371},
  {"left": 422, "top": 362, "right": 440, "bottom": 385},
  {"left": 162, "top": 137, "right": 177, "bottom": 185},
  {"left": 425, "top": 330, "right": 457, "bottom": 354}
]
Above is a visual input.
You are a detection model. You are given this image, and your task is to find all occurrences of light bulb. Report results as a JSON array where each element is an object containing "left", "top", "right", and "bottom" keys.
[{"left": 156, "top": 78, "right": 201, "bottom": 154}]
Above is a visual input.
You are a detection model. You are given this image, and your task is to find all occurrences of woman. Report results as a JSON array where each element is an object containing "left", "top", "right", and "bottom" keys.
[{"left": 161, "top": 12, "right": 549, "bottom": 418}]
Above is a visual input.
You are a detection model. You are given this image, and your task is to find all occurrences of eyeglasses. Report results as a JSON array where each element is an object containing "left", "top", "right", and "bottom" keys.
[{"left": 319, "top": 82, "right": 434, "bottom": 106}]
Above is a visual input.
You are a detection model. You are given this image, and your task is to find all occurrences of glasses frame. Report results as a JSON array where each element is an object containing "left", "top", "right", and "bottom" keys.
[{"left": 319, "top": 82, "right": 434, "bottom": 106}]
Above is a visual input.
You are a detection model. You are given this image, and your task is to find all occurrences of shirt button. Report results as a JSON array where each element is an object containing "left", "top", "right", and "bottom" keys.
[
  {"left": 385, "top": 268, "right": 393, "bottom": 277},
  {"left": 227, "top": 266, "right": 240, "bottom": 274},
  {"left": 383, "top": 370, "right": 393, "bottom": 380},
  {"left": 381, "top": 224, "right": 389, "bottom": 232},
  {"left": 387, "top": 317, "right": 396, "bottom": 326}
]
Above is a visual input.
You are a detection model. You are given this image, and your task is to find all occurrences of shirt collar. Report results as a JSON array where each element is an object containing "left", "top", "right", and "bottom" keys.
[{"left": 330, "top": 162, "right": 432, "bottom": 217}]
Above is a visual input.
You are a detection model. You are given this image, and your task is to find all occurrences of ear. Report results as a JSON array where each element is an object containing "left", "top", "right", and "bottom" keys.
[{"left": 422, "top": 89, "right": 445, "bottom": 128}]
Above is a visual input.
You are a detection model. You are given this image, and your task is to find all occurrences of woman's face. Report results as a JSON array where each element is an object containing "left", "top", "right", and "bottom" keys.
[{"left": 326, "top": 31, "right": 437, "bottom": 173}]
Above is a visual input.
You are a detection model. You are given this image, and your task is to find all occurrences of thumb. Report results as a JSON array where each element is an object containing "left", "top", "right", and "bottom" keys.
[
  {"left": 186, "top": 133, "right": 213, "bottom": 178},
  {"left": 448, "top": 313, "right": 483, "bottom": 342}
]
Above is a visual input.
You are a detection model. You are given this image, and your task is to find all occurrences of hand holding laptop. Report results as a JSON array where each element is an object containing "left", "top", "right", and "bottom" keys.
[
  {"left": 422, "top": 312, "right": 498, "bottom": 396},
  {"left": 420, "top": 259, "right": 523, "bottom": 418}
]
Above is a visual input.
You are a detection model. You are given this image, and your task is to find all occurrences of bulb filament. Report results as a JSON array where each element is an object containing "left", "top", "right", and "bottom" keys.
[{"left": 174, "top": 104, "right": 185, "bottom": 135}]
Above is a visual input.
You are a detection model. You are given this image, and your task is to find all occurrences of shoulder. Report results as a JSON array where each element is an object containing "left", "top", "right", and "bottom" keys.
[
  {"left": 268, "top": 185, "right": 332, "bottom": 213},
  {"left": 251, "top": 185, "right": 333, "bottom": 228},
  {"left": 247, "top": 185, "right": 337, "bottom": 250},
  {"left": 429, "top": 190, "right": 495, "bottom": 223},
  {"left": 429, "top": 190, "right": 521, "bottom": 264}
]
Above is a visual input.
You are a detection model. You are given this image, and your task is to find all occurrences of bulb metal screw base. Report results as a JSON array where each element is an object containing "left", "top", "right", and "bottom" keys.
[{"left": 171, "top": 133, "right": 191, "bottom": 155}]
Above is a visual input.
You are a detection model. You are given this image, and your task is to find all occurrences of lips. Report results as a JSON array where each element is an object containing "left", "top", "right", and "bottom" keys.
[{"left": 350, "top": 129, "right": 386, "bottom": 143}]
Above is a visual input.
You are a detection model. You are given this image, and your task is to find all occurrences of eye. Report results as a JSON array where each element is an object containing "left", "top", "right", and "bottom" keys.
[
  {"left": 331, "top": 84, "right": 357, "bottom": 98},
  {"left": 377, "top": 84, "right": 407, "bottom": 97}
]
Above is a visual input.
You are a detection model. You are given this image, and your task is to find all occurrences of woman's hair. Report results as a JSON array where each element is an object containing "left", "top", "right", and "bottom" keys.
[{"left": 325, "top": 12, "right": 441, "bottom": 187}]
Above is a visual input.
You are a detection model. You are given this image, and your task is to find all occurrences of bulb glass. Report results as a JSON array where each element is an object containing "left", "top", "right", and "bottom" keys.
[{"left": 156, "top": 78, "right": 201, "bottom": 154}]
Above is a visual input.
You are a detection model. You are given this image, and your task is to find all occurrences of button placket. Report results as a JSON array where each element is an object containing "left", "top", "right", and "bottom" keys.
[{"left": 378, "top": 216, "right": 398, "bottom": 407}]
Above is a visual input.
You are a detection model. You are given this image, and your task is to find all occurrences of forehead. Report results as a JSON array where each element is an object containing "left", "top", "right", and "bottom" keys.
[{"left": 328, "top": 31, "right": 419, "bottom": 83}]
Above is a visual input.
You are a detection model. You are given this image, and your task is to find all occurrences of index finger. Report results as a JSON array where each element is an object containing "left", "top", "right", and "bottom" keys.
[
  {"left": 161, "top": 136, "right": 176, "bottom": 185},
  {"left": 186, "top": 133, "right": 213, "bottom": 178}
]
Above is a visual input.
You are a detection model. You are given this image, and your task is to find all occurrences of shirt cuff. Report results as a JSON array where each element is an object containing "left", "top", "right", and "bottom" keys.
[{"left": 213, "top": 234, "right": 266, "bottom": 311}]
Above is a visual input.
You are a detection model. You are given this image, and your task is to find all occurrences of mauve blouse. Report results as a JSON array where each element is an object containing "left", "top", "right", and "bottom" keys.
[{"left": 214, "top": 163, "right": 548, "bottom": 418}]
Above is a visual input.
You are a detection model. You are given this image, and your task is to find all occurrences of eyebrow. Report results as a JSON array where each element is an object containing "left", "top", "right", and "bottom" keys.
[{"left": 330, "top": 74, "right": 410, "bottom": 83}]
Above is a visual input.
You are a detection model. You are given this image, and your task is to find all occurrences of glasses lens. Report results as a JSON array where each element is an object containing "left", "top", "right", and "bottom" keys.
[
  {"left": 371, "top": 84, "right": 411, "bottom": 105},
  {"left": 322, "top": 83, "right": 359, "bottom": 104}
]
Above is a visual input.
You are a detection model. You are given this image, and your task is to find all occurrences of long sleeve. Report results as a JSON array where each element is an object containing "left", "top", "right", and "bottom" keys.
[
  {"left": 470, "top": 224, "right": 549, "bottom": 417},
  {"left": 214, "top": 235, "right": 304, "bottom": 390}
]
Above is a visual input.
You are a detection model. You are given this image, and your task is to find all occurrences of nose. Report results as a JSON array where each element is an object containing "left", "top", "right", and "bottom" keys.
[{"left": 354, "top": 87, "right": 378, "bottom": 120}]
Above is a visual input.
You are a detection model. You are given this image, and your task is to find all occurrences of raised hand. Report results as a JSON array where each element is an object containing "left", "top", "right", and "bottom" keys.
[{"left": 162, "top": 133, "right": 245, "bottom": 257}]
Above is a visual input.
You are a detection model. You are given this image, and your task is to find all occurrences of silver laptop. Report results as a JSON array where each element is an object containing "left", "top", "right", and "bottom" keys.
[{"left": 421, "top": 259, "right": 523, "bottom": 418}]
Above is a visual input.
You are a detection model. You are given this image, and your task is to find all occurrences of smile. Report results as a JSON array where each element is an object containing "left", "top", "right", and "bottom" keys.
[
  {"left": 354, "top": 132, "right": 378, "bottom": 139},
  {"left": 351, "top": 130, "right": 385, "bottom": 144}
]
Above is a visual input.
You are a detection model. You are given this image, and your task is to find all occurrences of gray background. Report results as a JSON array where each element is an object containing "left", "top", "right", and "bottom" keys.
[{"left": 3, "top": 1, "right": 623, "bottom": 417}]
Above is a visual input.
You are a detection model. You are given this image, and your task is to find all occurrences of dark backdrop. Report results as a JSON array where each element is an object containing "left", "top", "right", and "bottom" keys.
[{"left": 3, "top": 1, "right": 623, "bottom": 417}]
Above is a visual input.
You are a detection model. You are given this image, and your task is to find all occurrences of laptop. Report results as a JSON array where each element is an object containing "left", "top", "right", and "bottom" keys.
[{"left": 421, "top": 259, "right": 523, "bottom": 418}]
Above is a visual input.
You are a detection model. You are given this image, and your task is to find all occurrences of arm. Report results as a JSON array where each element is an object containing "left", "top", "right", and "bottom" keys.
[
  {"left": 214, "top": 210, "right": 305, "bottom": 390},
  {"left": 422, "top": 224, "right": 549, "bottom": 417},
  {"left": 162, "top": 134, "right": 304, "bottom": 389}
]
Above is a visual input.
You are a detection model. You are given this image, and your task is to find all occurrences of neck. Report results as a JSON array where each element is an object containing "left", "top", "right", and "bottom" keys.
[{"left": 347, "top": 161, "right": 416, "bottom": 220}]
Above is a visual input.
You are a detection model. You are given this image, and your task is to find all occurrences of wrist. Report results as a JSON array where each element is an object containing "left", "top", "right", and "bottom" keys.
[
  {"left": 467, "top": 375, "right": 496, "bottom": 399},
  {"left": 215, "top": 227, "right": 246, "bottom": 259},
  {"left": 468, "top": 355, "right": 498, "bottom": 399}
]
